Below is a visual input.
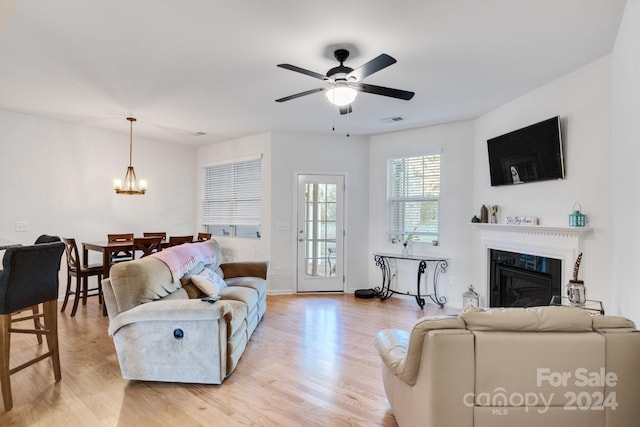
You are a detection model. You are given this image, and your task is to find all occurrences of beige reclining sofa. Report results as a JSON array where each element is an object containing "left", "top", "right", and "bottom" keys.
[
  {"left": 375, "top": 306, "right": 640, "bottom": 427},
  {"left": 102, "top": 239, "right": 267, "bottom": 384}
]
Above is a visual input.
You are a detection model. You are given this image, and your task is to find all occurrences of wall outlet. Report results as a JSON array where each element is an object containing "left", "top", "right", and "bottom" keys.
[{"left": 15, "top": 221, "right": 29, "bottom": 232}]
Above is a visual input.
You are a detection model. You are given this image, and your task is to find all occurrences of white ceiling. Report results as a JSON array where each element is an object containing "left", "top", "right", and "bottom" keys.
[{"left": 0, "top": 0, "right": 627, "bottom": 145}]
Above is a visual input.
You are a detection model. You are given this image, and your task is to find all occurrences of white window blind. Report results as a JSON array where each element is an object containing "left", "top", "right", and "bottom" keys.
[
  {"left": 387, "top": 154, "right": 440, "bottom": 242},
  {"left": 202, "top": 158, "right": 261, "bottom": 227}
]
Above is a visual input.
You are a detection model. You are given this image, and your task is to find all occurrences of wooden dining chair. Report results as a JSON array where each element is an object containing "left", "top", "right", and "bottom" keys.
[
  {"left": 197, "top": 232, "right": 212, "bottom": 241},
  {"left": 168, "top": 235, "right": 193, "bottom": 246},
  {"left": 107, "top": 233, "right": 134, "bottom": 263},
  {"left": 61, "top": 238, "right": 104, "bottom": 317},
  {"left": 133, "top": 237, "right": 163, "bottom": 259},
  {"left": 0, "top": 241, "right": 65, "bottom": 410},
  {"left": 143, "top": 232, "right": 166, "bottom": 241}
]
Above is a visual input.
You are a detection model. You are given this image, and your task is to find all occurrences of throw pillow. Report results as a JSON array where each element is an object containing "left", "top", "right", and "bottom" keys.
[
  {"left": 179, "top": 262, "right": 206, "bottom": 287},
  {"left": 190, "top": 274, "right": 220, "bottom": 297},
  {"left": 201, "top": 267, "right": 227, "bottom": 289}
]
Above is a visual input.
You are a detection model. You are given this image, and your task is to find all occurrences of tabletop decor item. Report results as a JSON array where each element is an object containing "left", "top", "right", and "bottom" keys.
[
  {"left": 505, "top": 216, "right": 538, "bottom": 225},
  {"left": 401, "top": 231, "right": 417, "bottom": 256},
  {"left": 463, "top": 285, "right": 480, "bottom": 308},
  {"left": 490, "top": 205, "right": 498, "bottom": 223},
  {"left": 568, "top": 203, "right": 586, "bottom": 227},
  {"left": 567, "top": 252, "right": 585, "bottom": 305},
  {"left": 480, "top": 205, "right": 489, "bottom": 223}
]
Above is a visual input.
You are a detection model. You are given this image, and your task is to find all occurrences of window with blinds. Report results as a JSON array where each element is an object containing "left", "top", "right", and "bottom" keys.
[
  {"left": 202, "top": 157, "right": 261, "bottom": 239},
  {"left": 387, "top": 154, "right": 440, "bottom": 243}
]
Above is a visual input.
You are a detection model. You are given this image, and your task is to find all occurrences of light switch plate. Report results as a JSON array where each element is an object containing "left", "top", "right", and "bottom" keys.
[{"left": 15, "top": 221, "right": 29, "bottom": 232}]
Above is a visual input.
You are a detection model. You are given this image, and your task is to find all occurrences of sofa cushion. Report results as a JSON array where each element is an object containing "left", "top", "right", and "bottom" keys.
[
  {"left": 460, "top": 306, "right": 594, "bottom": 332},
  {"left": 592, "top": 314, "right": 636, "bottom": 331},
  {"left": 109, "top": 257, "right": 180, "bottom": 312},
  {"left": 219, "top": 285, "right": 259, "bottom": 309},
  {"left": 225, "top": 276, "right": 266, "bottom": 297}
]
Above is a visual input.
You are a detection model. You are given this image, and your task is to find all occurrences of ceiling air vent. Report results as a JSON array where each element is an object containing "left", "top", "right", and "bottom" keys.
[{"left": 380, "top": 116, "right": 405, "bottom": 124}]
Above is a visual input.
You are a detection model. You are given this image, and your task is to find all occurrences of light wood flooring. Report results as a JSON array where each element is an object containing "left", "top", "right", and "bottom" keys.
[{"left": 1, "top": 294, "right": 457, "bottom": 426}]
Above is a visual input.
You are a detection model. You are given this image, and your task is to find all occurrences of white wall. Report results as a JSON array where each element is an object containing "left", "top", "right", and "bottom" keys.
[
  {"left": 269, "top": 131, "right": 370, "bottom": 294},
  {"left": 612, "top": 0, "right": 640, "bottom": 324},
  {"left": 472, "top": 56, "right": 614, "bottom": 311},
  {"left": 0, "top": 109, "right": 198, "bottom": 293},
  {"left": 368, "top": 121, "right": 476, "bottom": 308}
]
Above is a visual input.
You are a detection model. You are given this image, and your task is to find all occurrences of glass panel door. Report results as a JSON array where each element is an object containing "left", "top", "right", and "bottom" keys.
[{"left": 297, "top": 174, "right": 344, "bottom": 292}]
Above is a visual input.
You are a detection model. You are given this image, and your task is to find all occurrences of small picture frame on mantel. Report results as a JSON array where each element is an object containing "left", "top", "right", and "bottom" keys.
[{"left": 505, "top": 216, "right": 538, "bottom": 225}]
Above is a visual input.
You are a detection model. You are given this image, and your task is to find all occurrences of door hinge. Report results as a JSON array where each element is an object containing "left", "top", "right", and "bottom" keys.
[{"left": 343, "top": 275, "right": 345, "bottom": 283}]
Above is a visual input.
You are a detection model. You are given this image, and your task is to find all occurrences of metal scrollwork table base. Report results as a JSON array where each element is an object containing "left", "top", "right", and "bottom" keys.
[{"left": 373, "top": 253, "right": 448, "bottom": 308}]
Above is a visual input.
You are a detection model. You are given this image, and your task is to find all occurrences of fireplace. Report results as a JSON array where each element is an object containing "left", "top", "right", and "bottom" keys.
[{"left": 489, "top": 249, "right": 562, "bottom": 307}]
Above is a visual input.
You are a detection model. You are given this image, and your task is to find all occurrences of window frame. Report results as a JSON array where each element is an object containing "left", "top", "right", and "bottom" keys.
[
  {"left": 201, "top": 155, "right": 262, "bottom": 239},
  {"left": 386, "top": 153, "right": 441, "bottom": 244}
]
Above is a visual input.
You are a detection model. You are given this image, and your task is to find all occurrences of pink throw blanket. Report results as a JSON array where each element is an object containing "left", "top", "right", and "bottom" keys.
[{"left": 149, "top": 241, "right": 216, "bottom": 281}]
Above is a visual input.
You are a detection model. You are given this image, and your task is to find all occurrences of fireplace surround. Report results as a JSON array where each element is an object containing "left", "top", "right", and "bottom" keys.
[{"left": 476, "top": 223, "right": 590, "bottom": 307}]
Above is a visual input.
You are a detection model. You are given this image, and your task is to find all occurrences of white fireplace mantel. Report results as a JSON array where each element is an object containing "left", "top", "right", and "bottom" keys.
[
  {"left": 471, "top": 223, "right": 592, "bottom": 237},
  {"left": 474, "top": 223, "right": 592, "bottom": 305}
]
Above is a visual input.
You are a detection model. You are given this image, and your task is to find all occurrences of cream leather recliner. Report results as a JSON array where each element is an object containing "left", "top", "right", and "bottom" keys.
[{"left": 374, "top": 306, "right": 640, "bottom": 427}]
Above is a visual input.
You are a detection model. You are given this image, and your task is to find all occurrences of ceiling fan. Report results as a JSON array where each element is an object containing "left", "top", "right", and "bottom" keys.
[{"left": 275, "top": 49, "right": 415, "bottom": 115}]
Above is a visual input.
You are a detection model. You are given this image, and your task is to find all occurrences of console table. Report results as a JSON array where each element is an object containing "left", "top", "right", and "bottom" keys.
[
  {"left": 373, "top": 253, "right": 448, "bottom": 308},
  {"left": 550, "top": 295, "right": 604, "bottom": 315}
]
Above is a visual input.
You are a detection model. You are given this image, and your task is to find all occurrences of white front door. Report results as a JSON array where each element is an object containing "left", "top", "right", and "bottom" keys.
[{"left": 296, "top": 174, "right": 344, "bottom": 292}]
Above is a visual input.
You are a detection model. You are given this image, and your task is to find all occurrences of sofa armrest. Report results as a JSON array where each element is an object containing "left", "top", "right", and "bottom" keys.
[
  {"left": 108, "top": 299, "right": 232, "bottom": 336},
  {"left": 375, "top": 316, "right": 467, "bottom": 385},
  {"left": 375, "top": 328, "right": 410, "bottom": 374},
  {"left": 220, "top": 261, "right": 268, "bottom": 280}
]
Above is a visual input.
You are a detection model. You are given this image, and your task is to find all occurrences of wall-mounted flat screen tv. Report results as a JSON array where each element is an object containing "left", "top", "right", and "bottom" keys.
[{"left": 487, "top": 116, "right": 564, "bottom": 186}]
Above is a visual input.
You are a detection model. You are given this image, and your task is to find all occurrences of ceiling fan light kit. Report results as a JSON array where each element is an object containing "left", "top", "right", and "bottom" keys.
[
  {"left": 276, "top": 48, "right": 415, "bottom": 114},
  {"left": 325, "top": 82, "right": 358, "bottom": 106}
]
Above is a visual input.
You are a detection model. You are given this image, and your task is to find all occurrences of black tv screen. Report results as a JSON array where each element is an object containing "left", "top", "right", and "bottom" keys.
[{"left": 487, "top": 116, "right": 564, "bottom": 186}]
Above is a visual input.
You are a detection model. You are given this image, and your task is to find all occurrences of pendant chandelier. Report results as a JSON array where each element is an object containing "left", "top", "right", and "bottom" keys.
[{"left": 114, "top": 117, "right": 147, "bottom": 195}]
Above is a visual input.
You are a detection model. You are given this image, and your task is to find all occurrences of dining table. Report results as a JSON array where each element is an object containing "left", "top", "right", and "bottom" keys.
[
  {"left": 82, "top": 239, "right": 182, "bottom": 278},
  {"left": 82, "top": 240, "right": 134, "bottom": 278}
]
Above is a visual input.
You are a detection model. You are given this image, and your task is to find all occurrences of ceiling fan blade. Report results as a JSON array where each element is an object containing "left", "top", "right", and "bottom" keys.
[
  {"left": 277, "top": 64, "right": 328, "bottom": 80},
  {"left": 355, "top": 83, "right": 415, "bottom": 100},
  {"left": 275, "top": 88, "right": 325, "bottom": 103},
  {"left": 348, "top": 54, "right": 396, "bottom": 81},
  {"left": 339, "top": 105, "right": 352, "bottom": 115}
]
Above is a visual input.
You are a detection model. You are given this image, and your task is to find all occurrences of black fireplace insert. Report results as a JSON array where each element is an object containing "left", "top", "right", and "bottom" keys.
[{"left": 489, "top": 249, "right": 562, "bottom": 307}]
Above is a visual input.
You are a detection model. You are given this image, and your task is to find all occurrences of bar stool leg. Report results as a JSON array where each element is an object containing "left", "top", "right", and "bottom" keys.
[
  {"left": 31, "top": 304, "right": 43, "bottom": 345},
  {"left": 0, "top": 313, "right": 13, "bottom": 411},
  {"left": 43, "top": 301, "right": 61, "bottom": 382}
]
